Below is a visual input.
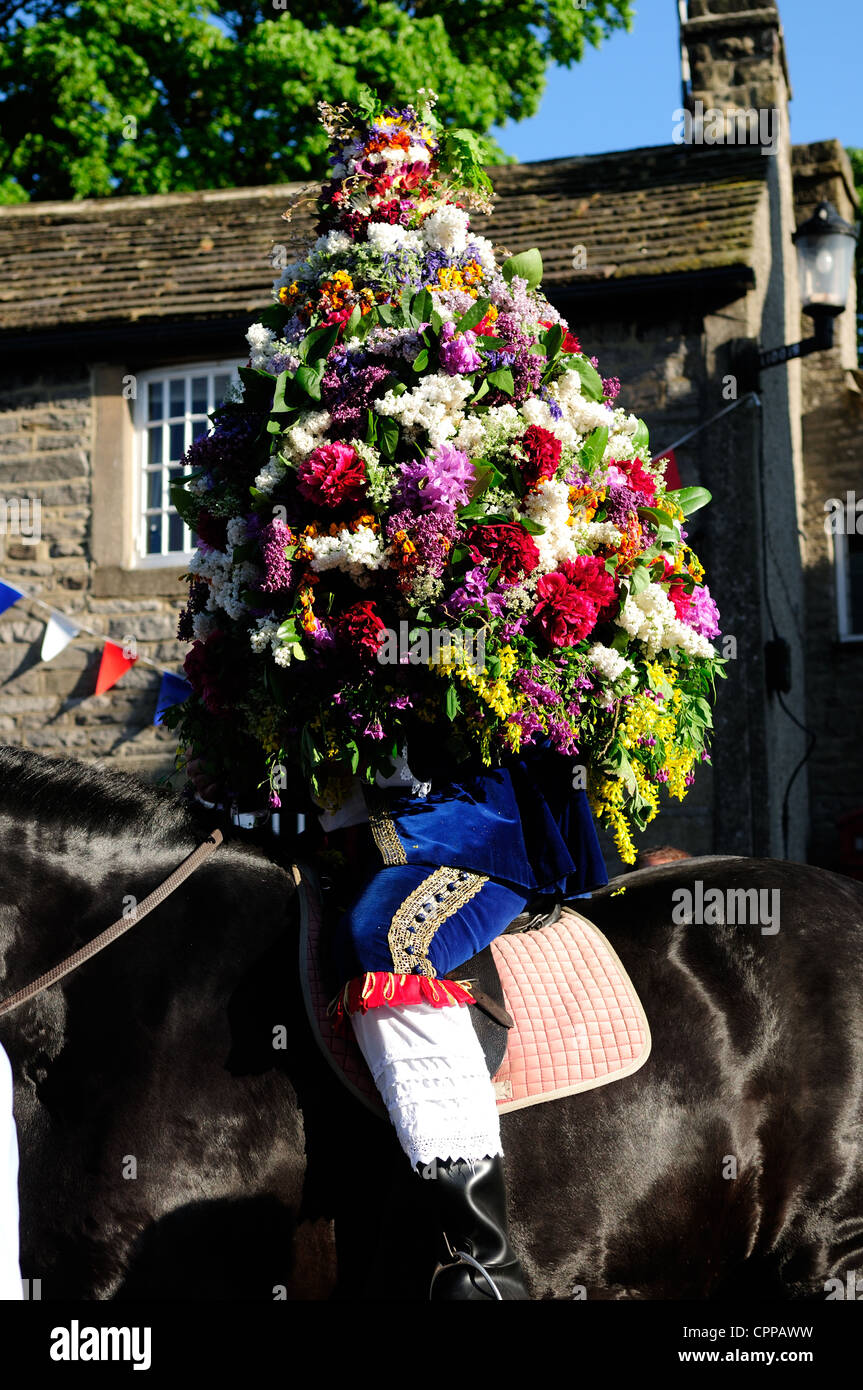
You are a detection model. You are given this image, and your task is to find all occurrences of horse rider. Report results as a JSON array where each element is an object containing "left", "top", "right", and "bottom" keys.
[{"left": 188, "top": 729, "right": 608, "bottom": 1301}]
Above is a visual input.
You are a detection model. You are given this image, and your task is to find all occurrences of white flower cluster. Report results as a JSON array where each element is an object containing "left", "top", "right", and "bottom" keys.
[
  {"left": 306, "top": 524, "right": 387, "bottom": 580},
  {"left": 421, "top": 204, "right": 471, "bottom": 255},
  {"left": 250, "top": 616, "right": 280, "bottom": 654},
  {"left": 373, "top": 372, "right": 474, "bottom": 447},
  {"left": 280, "top": 409, "right": 332, "bottom": 464},
  {"left": 616, "top": 584, "right": 715, "bottom": 659},
  {"left": 247, "top": 322, "right": 277, "bottom": 369},
  {"left": 188, "top": 549, "right": 261, "bottom": 621},
  {"left": 366, "top": 222, "right": 424, "bottom": 256},
  {"left": 254, "top": 458, "right": 285, "bottom": 494},
  {"left": 555, "top": 370, "right": 615, "bottom": 440},
  {"left": 519, "top": 480, "right": 579, "bottom": 570},
  {"left": 589, "top": 643, "right": 634, "bottom": 684},
  {"left": 521, "top": 394, "right": 581, "bottom": 449}
]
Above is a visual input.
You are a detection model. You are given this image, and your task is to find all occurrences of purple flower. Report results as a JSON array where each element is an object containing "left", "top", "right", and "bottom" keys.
[
  {"left": 439, "top": 320, "right": 483, "bottom": 375},
  {"left": 260, "top": 518, "right": 294, "bottom": 594},
  {"left": 321, "top": 358, "right": 392, "bottom": 439},
  {"left": 385, "top": 507, "right": 457, "bottom": 578},
  {"left": 445, "top": 566, "right": 506, "bottom": 617},
  {"left": 397, "top": 444, "right": 474, "bottom": 514}
]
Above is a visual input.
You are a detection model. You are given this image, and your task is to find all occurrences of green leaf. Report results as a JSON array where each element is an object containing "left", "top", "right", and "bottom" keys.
[
  {"left": 638, "top": 506, "right": 677, "bottom": 530},
  {"left": 430, "top": 310, "right": 445, "bottom": 336},
  {"left": 345, "top": 303, "right": 362, "bottom": 338},
  {"left": 295, "top": 364, "right": 324, "bottom": 400},
  {"left": 411, "top": 288, "right": 434, "bottom": 324},
  {"left": 571, "top": 356, "right": 604, "bottom": 402},
  {"left": 412, "top": 348, "right": 429, "bottom": 372},
  {"left": 378, "top": 416, "right": 399, "bottom": 459},
  {"left": 519, "top": 516, "right": 547, "bottom": 535},
  {"left": 628, "top": 565, "right": 651, "bottom": 596},
  {"left": 377, "top": 304, "right": 395, "bottom": 326},
  {"left": 455, "top": 298, "right": 491, "bottom": 333},
  {"left": 445, "top": 683, "right": 460, "bottom": 720},
  {"left": 271, "top": 369, "right": 292, "bottom": 413},
  {"left": 664, "top": 486, "right": 713, "bottom": 516},
  {"left": 501, "top": 248, "right": 543, "bottom": 290},
  {"left": 257, "top": 303, "right": 288, "bottom": 332},
  {"left": 486, "top": 367, "right": 514, "bottom": 394},
  {"left": 542, "top": 323, "right": 564, "bottom": 359},
  {"left": 580, "top": 425, "right": 609, "bottom": 471},
  {"left": 632, "top": 418, "right": 650, "bottom": 450},
  {"left": 470, "top": 379, "right": 490, "bottom": 405}
]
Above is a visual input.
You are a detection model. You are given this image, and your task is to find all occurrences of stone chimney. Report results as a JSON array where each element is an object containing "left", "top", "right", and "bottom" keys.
[{"left": 680, "top": 1, "right": 791, "bottom": 120}]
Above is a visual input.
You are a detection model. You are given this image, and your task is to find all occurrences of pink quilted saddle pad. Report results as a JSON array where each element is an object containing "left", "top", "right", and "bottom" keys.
[{"left": 297, "top": 864, "right": 651, "bottom": 1117}]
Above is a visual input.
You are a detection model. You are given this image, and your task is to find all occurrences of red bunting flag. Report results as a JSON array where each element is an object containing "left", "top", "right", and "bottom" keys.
[
  {"left": 95, "top": 640, "right": 137, "bottom": 696},
  {"left": 656, "top": 449, "right": 682, "bottom": 491}
]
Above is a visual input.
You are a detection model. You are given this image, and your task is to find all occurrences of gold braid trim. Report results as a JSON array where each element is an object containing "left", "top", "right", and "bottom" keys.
[
  {"left": 388, "top": 865, "right": 488, "bottom": 976},
  {"left": 364, "top": 787, "right": 407, "bottom": 866}
]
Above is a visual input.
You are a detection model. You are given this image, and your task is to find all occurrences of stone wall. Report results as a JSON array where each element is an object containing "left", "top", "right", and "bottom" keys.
[{"left": 0, "top": 367, "right": 179, "bottom": 782}]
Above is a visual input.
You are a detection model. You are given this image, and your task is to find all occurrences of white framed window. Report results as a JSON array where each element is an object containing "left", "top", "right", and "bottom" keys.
[
  {"left": 835, "top": 505, "right": 863, "bottom": 641},
  {"left": 134, "top": 361, "right": 239, "bottom": 566}
]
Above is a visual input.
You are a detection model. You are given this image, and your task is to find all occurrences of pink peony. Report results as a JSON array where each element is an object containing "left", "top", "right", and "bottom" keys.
[{"left": 296, "top": 441, "right": 366, "bottom": 508}]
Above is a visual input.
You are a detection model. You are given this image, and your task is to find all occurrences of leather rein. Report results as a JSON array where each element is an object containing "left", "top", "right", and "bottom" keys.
[{"left": 0, "top": 829, "right": 224, "bottom": 1019}]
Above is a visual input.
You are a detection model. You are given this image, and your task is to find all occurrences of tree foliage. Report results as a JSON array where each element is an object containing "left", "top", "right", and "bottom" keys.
[{"left": 0, "top": 0, "right": 632, "bottom": 202}]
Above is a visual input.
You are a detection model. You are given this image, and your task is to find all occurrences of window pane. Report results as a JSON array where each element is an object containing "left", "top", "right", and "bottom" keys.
[
  {"left": 191, "top": 376, "right": 208, "bottom": 414},
  {"left": 146, "top": 471, "right": 162, "bottom": 509},
  {"left": 147, "top": 381, "right": 164, "bottom": 421},
  {"left": 191, "top": 418, "right": 207, "bottom": 442},
  {"left": 169, "top": 377, "right": 186, "bottom": 417},
  {"left": 169, "top": 422, "right": 186, "bottom": 461},
  {"left": 168, "top": 512, "right": 185, "bottom": 553},
  {"left": 849, "top": 532, "right": 863, "bottom": 634},
  {"left": 147, "top": 428, "right": 163, "bottom": 465},
  {"left": 214, "top": 373, "right": 230, "bottom": 404},
  {"left": 146, "top": 516, "right": 163, "bottom": 555}
]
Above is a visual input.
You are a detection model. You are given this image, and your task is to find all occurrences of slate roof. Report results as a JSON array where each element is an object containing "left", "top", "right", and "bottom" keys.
[{"left": 0, "top": 142, "right": 772, "bottom": 339}]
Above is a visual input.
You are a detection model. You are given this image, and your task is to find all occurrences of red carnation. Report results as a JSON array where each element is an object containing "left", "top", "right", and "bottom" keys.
[
  {"left": 558, "top": 554, "right": 617, "bottom": 608},
  {"left": 533, "top": 573, "right": 598, "bottom": 647},
  {"left": 623, "top": 458, "right": 658, "bottom": 505},
  {"left": 517, "top": 425, "right": 562, "bottom": 490},
  {"left": 334, "top": 600, "right": 388, "bottom": 664},
  {"left": 533, "top": 555, "right": 617, "bottom": 647},
  {"left": 466, "top": 523, "right": 541, "bottom": 585},
  {"left": 296, "top": 441, "right": 366, "bottom": 508}
]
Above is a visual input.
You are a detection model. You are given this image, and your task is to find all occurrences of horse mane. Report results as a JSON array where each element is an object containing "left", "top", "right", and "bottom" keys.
[{"left": 0, "top": 744, "right": 201, "bottom": 844}]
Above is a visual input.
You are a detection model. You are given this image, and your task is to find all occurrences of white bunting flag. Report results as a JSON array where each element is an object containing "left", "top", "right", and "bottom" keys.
[{"left": 41, "top": 611, "right": 81, "bottom": 663}]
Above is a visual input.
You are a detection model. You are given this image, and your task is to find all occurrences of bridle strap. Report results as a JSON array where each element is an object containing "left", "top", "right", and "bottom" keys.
[{"left": 0, "top": 829, "right": 224, "bottom": 1019}]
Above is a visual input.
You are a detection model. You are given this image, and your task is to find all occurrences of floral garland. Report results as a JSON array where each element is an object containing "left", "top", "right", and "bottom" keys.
[{"left": 165, "top": 89, "right": 725, "bottom": 863}]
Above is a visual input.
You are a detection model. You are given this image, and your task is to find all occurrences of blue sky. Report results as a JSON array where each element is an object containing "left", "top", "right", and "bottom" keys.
[{"left": 493, "top": 0, "right": 861, "bottom": 162}]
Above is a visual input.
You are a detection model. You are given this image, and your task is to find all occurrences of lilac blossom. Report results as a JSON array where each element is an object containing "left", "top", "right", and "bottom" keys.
[
  {"left": 259, "top": 518, "right": 294, "bottom": 594},
  {"left": 439, "top": 320, "right": 483, "bottom": 374},
  {"left": 397, "top": 444, "right": 474, "bottom": 514}
]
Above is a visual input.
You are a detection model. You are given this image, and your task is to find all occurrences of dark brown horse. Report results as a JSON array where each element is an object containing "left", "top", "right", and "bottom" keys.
[{"left": 0, "top": 745, "right": 861, "bottom": 1300}]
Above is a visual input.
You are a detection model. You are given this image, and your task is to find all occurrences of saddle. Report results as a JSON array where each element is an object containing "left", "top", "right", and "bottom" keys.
[{"left": 296, "top": 862, "right": 651, "bottom": 1117}]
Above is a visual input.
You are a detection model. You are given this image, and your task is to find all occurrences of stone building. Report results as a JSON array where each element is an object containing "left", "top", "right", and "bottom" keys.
[{"left": 0, "top": 0, "right": 859, "bottom": 874}]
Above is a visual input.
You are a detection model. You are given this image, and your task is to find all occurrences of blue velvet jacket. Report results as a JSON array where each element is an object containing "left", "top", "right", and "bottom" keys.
[{"left": 361, "top": 741, "right": 608, "bottom": 899}]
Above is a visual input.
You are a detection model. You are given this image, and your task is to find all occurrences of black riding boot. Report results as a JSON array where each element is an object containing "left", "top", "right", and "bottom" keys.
[{"left": 424, "top": 1155, "right": 530, "bottom": 1300}]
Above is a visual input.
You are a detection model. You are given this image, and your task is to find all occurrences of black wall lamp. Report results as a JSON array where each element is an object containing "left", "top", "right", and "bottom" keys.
[{"left": 758, "top": 200, "right": 858, "bottom": 371}]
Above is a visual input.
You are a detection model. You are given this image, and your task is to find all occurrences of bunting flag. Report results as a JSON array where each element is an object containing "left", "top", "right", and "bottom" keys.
[
  {"left": 94, "top": 640, "right": 137, "bottom": 696},
  {"left": 0, "top": 581, "right": 24, "bottom": 616},
  {"left": 154, "top": 672, "right": 192, "bottom": 725},
  {"left": 41, "top": 611, "right": 81, "bottom": 663},
  {"left": 656, "top": 449, "right": 682, "bottom": 491},
  {"left": 0, "top": 573, "right": 190, "bottom": 723}
]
